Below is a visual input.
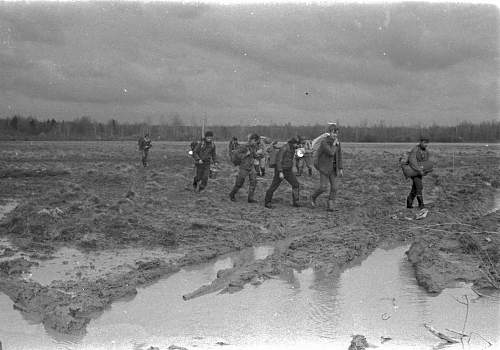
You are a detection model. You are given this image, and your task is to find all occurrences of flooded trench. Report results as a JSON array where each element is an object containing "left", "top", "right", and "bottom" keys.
[{"left": 1, "top": 245, "right": 499, "bottom": 350}]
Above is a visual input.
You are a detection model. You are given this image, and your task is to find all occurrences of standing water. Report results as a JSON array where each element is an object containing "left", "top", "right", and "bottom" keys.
[{"left": 0, "top": 246, "right": 498, "bottom": 350}]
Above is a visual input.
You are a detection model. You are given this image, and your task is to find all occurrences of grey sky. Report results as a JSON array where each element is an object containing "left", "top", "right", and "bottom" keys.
[{"left": 0, "top": 2, "right": 498, "bottom": 125}]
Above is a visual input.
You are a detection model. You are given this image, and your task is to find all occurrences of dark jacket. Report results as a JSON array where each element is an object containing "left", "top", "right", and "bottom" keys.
[
  {"left": 234, "top": 143, "right": 259, "bottom": 171},
  {"left": 409, "top": 145, "right": 430, "bottom": 174},
  {"left": 193, "top": 139, "right": 217, "bottom": 164},
  {"left": 276, "top": 142, "right": 296, "bottom": 172},
  {"left": 138, "top": 137, "right": 152, "bottom": 151},
  {"left": 228, "top": 140, "right": 239, "bottom": 153},
  {"left": 314, "top": 135, "right": 343, "bottom": 175}
]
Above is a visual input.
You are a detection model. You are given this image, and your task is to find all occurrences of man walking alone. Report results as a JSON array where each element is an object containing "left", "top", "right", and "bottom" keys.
[
  {"left": 138, "top": 133, "right": 152, "bottom": 167},
  {"left": 311, "top": 124, "right": 343, "bottom": 211},
  {"left": 407, "top": 137, "right": 431, "bottom": 209}
]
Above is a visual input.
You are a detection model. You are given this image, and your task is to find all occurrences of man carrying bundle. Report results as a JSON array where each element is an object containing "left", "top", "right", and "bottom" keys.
[
  {"left": 297, "top": 136, "right": 313, "bottom": 176},
  {"left": 310, "top": 123, "right": 343, "bottom": 212}
]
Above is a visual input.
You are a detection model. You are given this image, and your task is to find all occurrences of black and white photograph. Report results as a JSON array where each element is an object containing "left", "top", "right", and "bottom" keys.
[{"left": 0, "top": 0, "right": 498, "bottom": 349}]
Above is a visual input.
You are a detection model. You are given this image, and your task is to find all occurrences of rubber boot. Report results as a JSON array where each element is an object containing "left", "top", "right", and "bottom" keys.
[
  {"left": 327, "top": 200, "right": 334, "bottom": 212},
  {"left": 292, "top": 188, "right": 300, "bottom": 207},
  {"left": 417, "top": 195, "right": 425, "bottom": 209},
  {"left": 264, "top": 201, "right": 273, "bottom": 209},
  {"left": 248, "top": 188, "right": 257, "bottom": 203},
  {"left": 308, "top": 168, "right": 313, "bottom": 176},
  {"left": 261, "top": 168, "right": 266, "bottom": 177},
  {"left": 229, "top": 188, "right": 237, "bottom": 202},
  {"left": 406, "top": 195, "right": 414, "bottom": 209}
]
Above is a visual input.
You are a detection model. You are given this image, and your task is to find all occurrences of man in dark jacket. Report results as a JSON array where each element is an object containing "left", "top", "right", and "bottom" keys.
[
  {"left": 264, "top": 137, "right": 301, "bottom": 208},
  {"left": 229, "top": 133, "right": 262, "bottom": 203},
  {"left": 192, "top": 131, "right": 218, "bottom": 192},
  {"left": 311, "top": 124, "right": 343, "bottom": 211},
  {"left": 228, "top": 137, "right": 239, "bottom": 158},
  {"left": 138, "top": 133, "right": 152, "bottom": 167},
  {"left": 407, "top": 137, "right": 430, "bottom": 209}
]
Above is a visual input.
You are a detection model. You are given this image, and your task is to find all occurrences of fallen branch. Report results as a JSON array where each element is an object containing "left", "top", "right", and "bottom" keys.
[
  {"left": 479, "top": 268, "right": 500, "bottom": 289},
  {"left": 469, "top": 332, "right": 493, "bottom": 347},
  {"left": 424, "top": 324, "right": 460, "bottom": 344},
  {"left": 461, "top": 295, "right": 469, "bottom": 334},
  {"left": 471, "top": 287, "right": 492, "bottom": 298},
  {"left": 445, "top": 328, "right": 468, "bottom": 338}
]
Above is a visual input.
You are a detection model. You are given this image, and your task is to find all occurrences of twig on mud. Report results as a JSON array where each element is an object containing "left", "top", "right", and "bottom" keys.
[
  {"left": 479, "top": 268, "right": 500, "bottom": 289},
  {"left": 461, "top": 295, "right": 469, "bottom": 334},
  {"left": 453, "top": 296, "right": 468, "bottom": 306},
  {"left": 445, "top": 329, "right": 468, "bottom": 338},
  {"left": 419, "top": 223, "right": 475, "bottom": 229},
  {"left": 471, "top": 287, "right": 492, "bottom": 298},
  {"left": 469, "top": 332, "right": 493, "bottom": 347},
  {"left": 424, "top": 324, "right": 460, "bottom": 344}
]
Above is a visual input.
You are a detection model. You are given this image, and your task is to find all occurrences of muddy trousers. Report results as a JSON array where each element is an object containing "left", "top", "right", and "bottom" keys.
[
  {"left": 264, "top": 168, "right": 300, "bottom": 205},
  {"left": 408, "top": 175, "right": 424, "bottom": 208},
  {"left": 141, "top": 149, "right": 149, "bottom": 167},
  {"left": 229, "top": 167, "right": 257, "bottom": 200},
  {"left": 312, "top": 172, "right": 338, "bottom": 201},
  {"left": 193, "top": 163, "right": 210, "bottom": 191}
]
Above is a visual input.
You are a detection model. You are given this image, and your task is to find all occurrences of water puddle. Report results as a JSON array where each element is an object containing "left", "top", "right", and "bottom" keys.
[
  {"left": 26, "top": 247, "right": 184, "bottom": 285},
  {"left": 0, "top": 246, "right": 498, "bottom": 350}
]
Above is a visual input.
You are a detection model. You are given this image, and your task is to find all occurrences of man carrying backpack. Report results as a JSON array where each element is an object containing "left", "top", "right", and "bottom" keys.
[
  {"left": 264, "top": 136, "right": 301, "bottom": 209},
  {"left": 406, "top": 136, "right": 431, "bottom": 209},
  {"left": 138, "top": 133, "right": 152, "bottom": 167},
  {"left": 297, "top": 136, "right": 313, "bottom": 176},
  {"left": 192, "top": 131, "right": 218, "bottom": 192},
  {"left": 228, "top": 136, "right": 239, "bottom": 159},
  {"left": 311, "top": 123, "right": 343, "bottom": 212},
  {"left": 229, "top": 133, "right": 262, "bottom": 203}
]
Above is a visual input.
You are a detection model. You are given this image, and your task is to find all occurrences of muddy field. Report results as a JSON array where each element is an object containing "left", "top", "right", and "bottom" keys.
[{"left": 0, "top": 141, "right": 498, "bottom": 346}]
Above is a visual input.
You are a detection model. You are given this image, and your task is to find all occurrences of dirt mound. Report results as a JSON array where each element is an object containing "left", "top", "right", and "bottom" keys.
[{"left": 407, "top": 230, "right": 500, "bottom": 293}]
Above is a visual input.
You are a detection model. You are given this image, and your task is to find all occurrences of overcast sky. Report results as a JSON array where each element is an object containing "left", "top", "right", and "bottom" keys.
[{"left": 0, "top": 2, "right": 498, "bottom": 125}]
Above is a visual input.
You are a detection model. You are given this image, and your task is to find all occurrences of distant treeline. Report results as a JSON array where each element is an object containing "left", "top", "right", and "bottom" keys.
[{"left": 0, "top": 115, "right": 499, "bottom": 143}]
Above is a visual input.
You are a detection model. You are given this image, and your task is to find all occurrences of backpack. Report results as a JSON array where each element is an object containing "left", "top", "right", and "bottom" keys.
[
  {"left": 230, "top": 149, "right": 242, "bottom": 166},
  {"left": 268, "top": 146, "right": 279, "bottom": 168},
  {"left": 399, "top": 151, "right": 410, "bottom": 167},
  {"left": 311, "top": 133, "right": 329, "bottom": 168}
]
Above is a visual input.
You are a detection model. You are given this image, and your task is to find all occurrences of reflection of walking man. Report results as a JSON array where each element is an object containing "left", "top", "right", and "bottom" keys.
[
  {"left": 192, "top": 131, "right": 218, "bottom": 192},
  {"left": 229, "top": 133, "right": 261, "bottom": 203},
  {"left": 407, "top": 137, "right": 430, "bottom": 209},
  {"left": 264, "top": 136, "right": 301, "bottom": 208},
  {"left": 138, "top": 133, "right": 152, "bottom": 167},
  {"left": 311, "top": 124, "right": 343, "bottom": 211}
]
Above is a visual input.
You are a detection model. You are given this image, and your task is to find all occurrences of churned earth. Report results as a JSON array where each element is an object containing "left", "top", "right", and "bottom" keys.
[{"left": 0, "top": 141, "right": 498, "bottom": 337}]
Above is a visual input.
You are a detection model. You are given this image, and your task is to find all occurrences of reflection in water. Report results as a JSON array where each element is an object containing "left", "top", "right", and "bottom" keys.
[{"left": 0, "top": 245, "right": 498, "bottom": 350}]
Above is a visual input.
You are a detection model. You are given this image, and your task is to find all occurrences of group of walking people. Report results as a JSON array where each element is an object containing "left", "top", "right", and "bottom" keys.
[
  {"left": 191, "top": 123, "right": 346, "bottom": 212},
  {"left": 139, "top": 123, "right": 431, "bottom": 211}
]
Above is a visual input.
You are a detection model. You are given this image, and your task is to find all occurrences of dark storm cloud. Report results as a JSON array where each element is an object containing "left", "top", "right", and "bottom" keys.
[{"left": 0, "top": 2, "right": 497, "bottom": 124}]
